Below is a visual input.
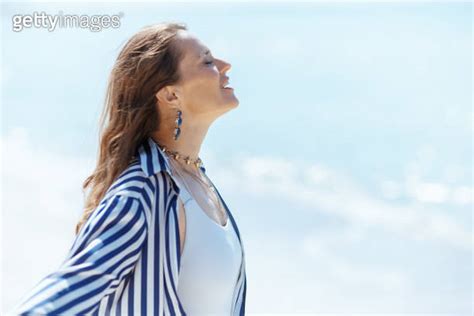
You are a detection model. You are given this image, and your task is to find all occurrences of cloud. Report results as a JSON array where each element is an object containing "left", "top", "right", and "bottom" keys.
[
  {"left": 213, "top": 153, "right": 472, "bottom": 251},
  {"left": 1, "top": 127, "right": 93, "bottom": 313},
  {"left": 301, "top": 228, "right": 412, "bottom": 292},
  {"left": 403, "top": 144, "right": 473, "bottom": 205},
  {"left": 2, "top": 127, "right": 470, "bottom": 313},
  {"left": 206, "top": 151, "right": 471, "bottom": 312}
]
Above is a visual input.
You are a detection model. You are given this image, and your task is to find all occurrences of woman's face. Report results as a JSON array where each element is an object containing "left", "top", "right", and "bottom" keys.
[{"left": 172, "top": 30, "right": 239, "bottom": 121}]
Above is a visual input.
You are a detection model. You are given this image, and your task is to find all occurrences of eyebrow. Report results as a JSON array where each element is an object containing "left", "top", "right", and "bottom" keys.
[{"left": 200, "top": 49, "right": 211, "bottom": 59}]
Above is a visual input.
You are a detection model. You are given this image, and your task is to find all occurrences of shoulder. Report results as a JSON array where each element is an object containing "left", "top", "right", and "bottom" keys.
[
  {"left": 102, "top": 159, "right": 179, "bottom": 213},
  {"left": 102, "top": 160, "right": 148, "bottom": 199}
]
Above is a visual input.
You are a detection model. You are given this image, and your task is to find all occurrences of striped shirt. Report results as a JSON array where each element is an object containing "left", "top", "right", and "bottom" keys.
[{"left": 12, "top": 136, "right": 247, "bottom": 315}]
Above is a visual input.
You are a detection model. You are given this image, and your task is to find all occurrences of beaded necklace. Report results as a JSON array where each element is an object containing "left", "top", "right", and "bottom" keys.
[{"left": 159, "top": 146, "right": 228, "bottom": 226}]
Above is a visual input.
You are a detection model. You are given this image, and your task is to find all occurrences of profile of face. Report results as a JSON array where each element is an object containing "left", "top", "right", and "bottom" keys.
[{"left": 161, "top": 30, "right": 239, "bottom": 123}]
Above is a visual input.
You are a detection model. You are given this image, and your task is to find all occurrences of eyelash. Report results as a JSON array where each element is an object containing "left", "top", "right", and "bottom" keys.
[{"left": 205, "top": 60, "right": 214, "bottom": 65}]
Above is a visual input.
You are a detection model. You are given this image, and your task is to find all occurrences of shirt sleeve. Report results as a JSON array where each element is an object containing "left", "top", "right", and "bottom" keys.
[{"left": 12, "top": 194, "right": 148, "bottom": 315}]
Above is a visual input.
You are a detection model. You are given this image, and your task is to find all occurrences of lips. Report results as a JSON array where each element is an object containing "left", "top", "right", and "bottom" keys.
[{"left": 221, "top": 77, "right": 231, "bottom": 89}]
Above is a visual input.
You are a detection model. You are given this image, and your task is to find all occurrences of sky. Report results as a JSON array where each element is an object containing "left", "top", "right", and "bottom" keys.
[{"left": 1, "top": 1, "right": 472, "bottom": 315}]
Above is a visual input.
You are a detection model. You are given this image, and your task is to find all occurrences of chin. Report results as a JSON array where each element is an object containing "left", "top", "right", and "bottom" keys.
[
  {"left": 227, "top": 94, "right": 240, "bottom": 107},
  {"left": 225, "top": 99, "right": 239, "bottom": 110}
]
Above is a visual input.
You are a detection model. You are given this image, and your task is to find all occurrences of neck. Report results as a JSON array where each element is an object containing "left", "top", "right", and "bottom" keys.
[{"left": 151, "top": 116, "right": 210, "bottom": 162}]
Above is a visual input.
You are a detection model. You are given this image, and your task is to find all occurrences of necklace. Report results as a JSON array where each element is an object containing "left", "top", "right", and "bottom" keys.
[
  {"left": 161, "top": 147, "right": 228, "bottom": 226},
  {"left": 160, "top": 146, "right": 204, "bottom": 169}
]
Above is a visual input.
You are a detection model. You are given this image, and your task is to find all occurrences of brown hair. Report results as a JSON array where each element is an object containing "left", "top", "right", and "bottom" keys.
[{"left": 75, "top": 22, "right": 188, "bottom": 235}]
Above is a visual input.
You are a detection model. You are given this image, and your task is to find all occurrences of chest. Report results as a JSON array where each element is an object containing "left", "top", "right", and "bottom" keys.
[{"left": 175, "top": 193, "right": 242, "bottom": 314}]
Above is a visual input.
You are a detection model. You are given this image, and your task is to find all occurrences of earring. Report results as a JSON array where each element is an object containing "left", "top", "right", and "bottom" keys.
[{"left": 174, "top": 109, "right": 182, "bottom": 140}]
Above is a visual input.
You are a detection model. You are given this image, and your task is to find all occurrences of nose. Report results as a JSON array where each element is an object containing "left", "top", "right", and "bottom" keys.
[{"left": 217, "top": 58, "right": 231, "bottom": 73}]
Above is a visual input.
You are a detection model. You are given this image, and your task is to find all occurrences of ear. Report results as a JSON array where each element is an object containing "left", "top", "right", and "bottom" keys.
[{"left": 155, "top": 85, "right": 180, "bottom": 106}]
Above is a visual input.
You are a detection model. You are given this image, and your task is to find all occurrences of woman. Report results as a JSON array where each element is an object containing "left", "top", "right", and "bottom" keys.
[{"left": 12, "top": 22, "right": 247, "bottom": 315}]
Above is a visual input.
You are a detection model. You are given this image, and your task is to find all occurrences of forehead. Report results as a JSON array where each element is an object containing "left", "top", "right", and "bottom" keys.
[{"left": 175, "top": 31, "right": 209, "bottom": 63}]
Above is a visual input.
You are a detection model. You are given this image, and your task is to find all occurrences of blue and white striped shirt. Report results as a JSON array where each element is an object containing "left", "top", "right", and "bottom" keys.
[{"left": 12, "top": 136, "right": 247, "bottom": 315}]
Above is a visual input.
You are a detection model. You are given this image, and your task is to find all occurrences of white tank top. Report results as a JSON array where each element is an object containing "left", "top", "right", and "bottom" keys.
[{"left": 176, "top": 178, "right": 242, "bottom": 315}]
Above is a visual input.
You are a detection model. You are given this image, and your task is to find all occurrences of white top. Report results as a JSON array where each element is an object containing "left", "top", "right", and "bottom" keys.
[{"left": 176, "top": 177, "right": 242, "bottom": 315}]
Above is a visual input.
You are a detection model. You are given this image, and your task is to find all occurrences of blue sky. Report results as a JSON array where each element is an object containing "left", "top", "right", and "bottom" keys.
[{"left": 1, "top": 1, "right": 472, "bottom": 314}]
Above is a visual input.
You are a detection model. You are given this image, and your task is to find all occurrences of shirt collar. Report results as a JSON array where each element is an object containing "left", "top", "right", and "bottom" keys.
[{"left": 136, "top": 136, "right": 206, "bottom": 177}]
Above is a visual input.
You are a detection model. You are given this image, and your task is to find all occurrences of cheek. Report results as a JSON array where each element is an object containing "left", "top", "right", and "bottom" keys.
[
  {"left": 188, "top": 68, "right": 221, "bottom": 99},
  {"left": 202, "top": 67, "right": 220, "bottom": 89}
]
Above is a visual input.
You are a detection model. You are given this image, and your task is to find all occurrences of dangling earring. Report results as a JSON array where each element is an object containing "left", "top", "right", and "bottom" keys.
[{"left": 174, "top": 109, "right": 182, "bottom": 141}]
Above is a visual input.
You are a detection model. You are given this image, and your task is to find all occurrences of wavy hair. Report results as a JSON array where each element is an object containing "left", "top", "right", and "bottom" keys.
[{"left": 75, "top": 22, "right": 187, "bottom": 235}]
